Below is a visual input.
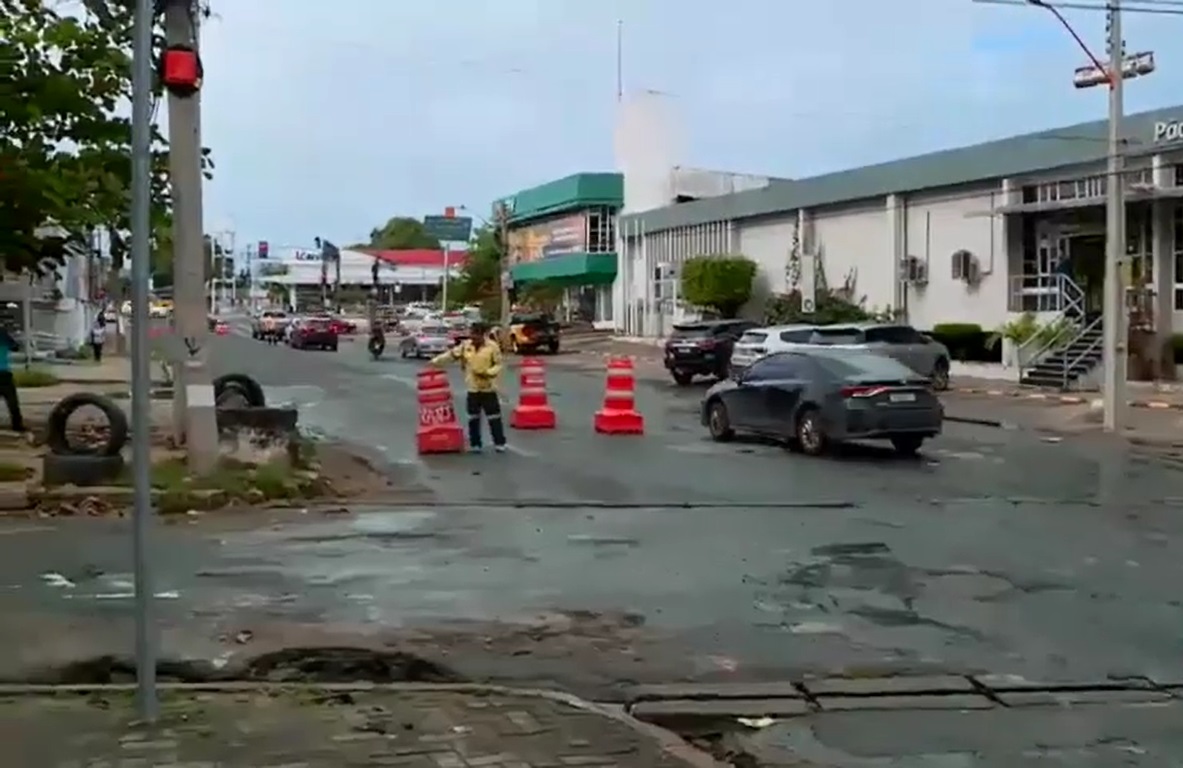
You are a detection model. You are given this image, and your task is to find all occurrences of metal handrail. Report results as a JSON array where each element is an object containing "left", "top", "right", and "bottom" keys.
[
  {"left": 1014, "top": 274, "right": 1086, "bottom": 377},
  {"left": 1057, "top": 314, "right": 1104, "bottom": 389}
]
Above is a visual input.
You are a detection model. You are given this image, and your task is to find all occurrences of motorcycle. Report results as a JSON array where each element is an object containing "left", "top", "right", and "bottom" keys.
[{"left": 368, "top": 328, "right": 386, "bottom": 360}]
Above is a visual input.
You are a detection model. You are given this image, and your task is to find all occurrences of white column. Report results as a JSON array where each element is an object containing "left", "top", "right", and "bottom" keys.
[
  {"left": 885, "top": 194, "right": 906, "bottom": 320},
  {"left": 1151, "top": 155, "right": 1173, "bottom": 341}
]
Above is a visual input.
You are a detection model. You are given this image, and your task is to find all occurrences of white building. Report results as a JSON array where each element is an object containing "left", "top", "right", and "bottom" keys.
[
  {"left": 256, "top": 245, "right": 466, "bottom": 306},
  {"left": 616, "top": 105, "right": 1183, "bottom": 384}
]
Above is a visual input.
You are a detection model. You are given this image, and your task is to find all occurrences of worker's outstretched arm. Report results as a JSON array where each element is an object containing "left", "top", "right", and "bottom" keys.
[{"left": 430, "top": 343, "right": 464, "bottom": 367}]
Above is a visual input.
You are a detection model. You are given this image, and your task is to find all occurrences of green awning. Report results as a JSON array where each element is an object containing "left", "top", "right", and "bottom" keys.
[{"left": 510, "top": 252, "right": 616, "bottom": 287}]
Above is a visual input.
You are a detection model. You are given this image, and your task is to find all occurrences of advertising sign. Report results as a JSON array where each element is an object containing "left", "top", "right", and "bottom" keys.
[
  {"left": 423, "top": 215, "right": 473, "bottom": 243},
  {"left": 507, "top": 214, "right": 587, "bottom": 264}
]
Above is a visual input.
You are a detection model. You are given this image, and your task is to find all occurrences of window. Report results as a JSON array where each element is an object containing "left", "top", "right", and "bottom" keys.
[
  {"left": 865, "top": 326, "right": 922, "bottom": 345},
  {"left": 812, "top": 351, "right": 918, "bottom": 380},
  {"left": 740, "top": 331, "right": 768, "bottom": 344},
  {"left": 779, "top": 329, "right": 814, "bottom": 343},
  {"left": 585, "top": 206, "right": 617, "bottom": 253},
  {"left": 746, "top": 354, "right": 808, "bottom": 381},
  {"left": 1174, "top": 205, "right": 1183, "bottom": 310},
  {"left": 810, "top": 327, "right": 863, "bottom": 344},
  {"left": 716, "top": 321, "right": 756, "bottom": 338}
]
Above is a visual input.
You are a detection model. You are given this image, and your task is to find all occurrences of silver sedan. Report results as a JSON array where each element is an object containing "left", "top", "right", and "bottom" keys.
[{"left": 399, "top": 325, "right": 453, "bottom": 359}]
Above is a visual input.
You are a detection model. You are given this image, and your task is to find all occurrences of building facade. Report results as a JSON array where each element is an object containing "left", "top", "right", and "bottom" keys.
[
  {"left": 498, "top": 173, "right": 624, "bottom": 326},
  {"left": 257, "top": 246, "right": 465, "bottom": 307},
  {"left": 616, "top": 105, "right": 1183, "bottom": 368}
]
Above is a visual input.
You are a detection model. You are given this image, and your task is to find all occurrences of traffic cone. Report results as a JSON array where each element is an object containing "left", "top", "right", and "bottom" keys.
[
  {"left": 594, "top": 356, "right": 644, "bottom": 435},
  {"left": 416, "top": 367, "right": 465, "bottom": 454},
  {"left": 510, "top": 356, "right": 556, "bottom": 429}
]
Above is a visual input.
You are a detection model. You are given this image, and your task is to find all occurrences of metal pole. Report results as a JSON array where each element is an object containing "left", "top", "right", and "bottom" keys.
[
  {"left": 497, "top": 203, "right": 511, "bottom": 346},
  {"left": 1101, "top": 0, "right": 1126, "bottom": 431},
  {"left": 21, "top": 272, "right": 33, "bottom": 369},
  {"left": 165, "top": 0, "right": 218, "bottom": 471},
  {"left": 130, "top": 0, "right": 158, "bottom": 721},
  {"left": 441, "top": 242, "right": 450, "bottom": 309}
]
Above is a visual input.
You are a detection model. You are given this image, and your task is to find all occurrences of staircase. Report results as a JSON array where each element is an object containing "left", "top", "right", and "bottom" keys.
[
  {"left": 1019, "top": 315, "right": 1104, "bottom": 389},
  {"left": 1016, "top": 274, "right": 1105, "bottom": 390}
]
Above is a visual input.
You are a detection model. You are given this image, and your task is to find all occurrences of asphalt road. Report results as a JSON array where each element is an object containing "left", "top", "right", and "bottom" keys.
[{"left": 2, "top": 324, "right": 1181, "bottom": 763}]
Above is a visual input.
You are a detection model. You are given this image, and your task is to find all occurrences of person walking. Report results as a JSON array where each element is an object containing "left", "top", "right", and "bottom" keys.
[
  {"left": 430, "top": 321, "right": 507, "bottom": 453},
  {"left": 90, "top": 315, "right": 107, "bottom": 363},
  {"left": 0, "top": 325, "right": 25, "bottom": 433}
]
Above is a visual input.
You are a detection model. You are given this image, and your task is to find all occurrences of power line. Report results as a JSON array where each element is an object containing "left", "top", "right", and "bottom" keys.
[{"left": 974, "top": 0, "right": 1183, "bottom": 15}]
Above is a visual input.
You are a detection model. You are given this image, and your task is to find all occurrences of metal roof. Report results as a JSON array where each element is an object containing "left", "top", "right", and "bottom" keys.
[{"left": 621, "top": 104, "right": 1183, "bottom": 234}]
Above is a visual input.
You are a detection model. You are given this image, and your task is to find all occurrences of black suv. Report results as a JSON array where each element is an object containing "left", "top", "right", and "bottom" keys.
[{"left": 664, "top": 319, "right": 759, "bottom": 386}]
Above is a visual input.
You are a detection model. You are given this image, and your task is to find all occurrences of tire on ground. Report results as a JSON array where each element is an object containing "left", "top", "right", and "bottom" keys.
[
  {"left": 42, "top": 452, "right": 126, "bottom": 487},
  {"left": 45, "top": 393, "right": 130, "bottom": 457},
  {"left": 212, "top": 373, "right": 265, "bottom": 408}
]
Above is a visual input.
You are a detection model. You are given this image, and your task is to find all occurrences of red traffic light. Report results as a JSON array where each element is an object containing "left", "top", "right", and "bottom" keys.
[{"left": 160, "top": 45, "right": 203, "bottom": 96}]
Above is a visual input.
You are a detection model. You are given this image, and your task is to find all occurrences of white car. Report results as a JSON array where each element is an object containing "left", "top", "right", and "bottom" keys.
[{"left": 730, "top": 323, "right": 820, "bottom": 374}]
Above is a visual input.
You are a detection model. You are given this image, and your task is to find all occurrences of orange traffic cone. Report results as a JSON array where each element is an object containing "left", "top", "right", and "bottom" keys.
[
  {"left": 594, "top": 356, "right": 644, "bottom": 435},
  {"left": 510, "top": 357, "right": 556, "bottom": 429},
  {"left": 416, "top": 367, "right": 465, "bottom": 454}
]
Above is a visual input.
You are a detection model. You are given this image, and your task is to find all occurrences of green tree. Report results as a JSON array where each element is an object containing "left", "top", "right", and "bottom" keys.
[
  {"left": 680, "top": 255, "right": 757, "bottom": 318},
  {"left": 368, "top": 217, "right": 441, "bottom": 250},
  {"left": 447, "top": 225, "right": 502, "bottom": 318}
]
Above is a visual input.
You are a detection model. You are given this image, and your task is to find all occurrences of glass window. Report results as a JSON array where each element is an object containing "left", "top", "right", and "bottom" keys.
[
  {"left": 810, "top": 327, "right": 863, "bottom": 344},
  {"left": 812, "top": 350, "right": 918, "bottom": 380},
  {"left": 746, "top": 354, "right": 807, "bottom": 381},
  {"left": 740, "top": 331, "right": 768, "bottom": 344},
  {"left": 779, "top": 329, "right": 814, "bottom": 343},
  {"left": 865, "top": 326, "right": 920, "bottom": 345}
]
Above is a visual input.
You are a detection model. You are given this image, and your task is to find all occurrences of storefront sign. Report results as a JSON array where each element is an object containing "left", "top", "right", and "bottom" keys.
[
  {"left": 293, "top": 249, "right": 320, "bottom": 261},
  {"left": 1154, "top": 119, "right": 1183, "bottom": 143},
  {"left": 507, "top": 214, "right": 587, "bottom": 264}
]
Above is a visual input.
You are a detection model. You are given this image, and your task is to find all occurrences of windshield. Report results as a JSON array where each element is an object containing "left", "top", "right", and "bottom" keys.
[
  {"left": 812, "top": 350, "right": 917, "bottom": 379},
  {"left": 738, "top": 331, "right": 768, "bottom": 345},
  {"left": 670, "top": 325, "right": 712, "bottom": 339},
  {"left": 419, "top": 326, "right": 449, "bottom": 337}
]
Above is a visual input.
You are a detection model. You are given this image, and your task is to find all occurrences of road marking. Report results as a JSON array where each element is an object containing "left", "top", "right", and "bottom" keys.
[
  {"left": 382, "top": 373, "right": 419, "bottom": 389},
  {"left": 502, "top": 443, "right": 539, "bottom": 458}
]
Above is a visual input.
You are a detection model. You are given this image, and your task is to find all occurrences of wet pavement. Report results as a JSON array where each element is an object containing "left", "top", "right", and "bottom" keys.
[{"left": 3, "top": 331, "right": 1181, "bottom": 763}]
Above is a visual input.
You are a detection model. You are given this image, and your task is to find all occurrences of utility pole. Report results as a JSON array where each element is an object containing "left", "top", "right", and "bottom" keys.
[
  {"left": 1101, "top": 2, "right": 1126, "bottom": 431},
  {"left": 165, "top": 0, "right": 218, "bottom": 472},
  {"left": 130, "top": 0, "right": 158, "bottom": 721},
  {"left": 495, "top": 202, "right": 512, "bottom": 346}
]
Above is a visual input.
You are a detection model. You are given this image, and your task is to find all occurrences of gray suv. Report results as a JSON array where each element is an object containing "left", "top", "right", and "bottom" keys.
[{"left": 808, "top": 323, "right": 951, "bottom": 390}]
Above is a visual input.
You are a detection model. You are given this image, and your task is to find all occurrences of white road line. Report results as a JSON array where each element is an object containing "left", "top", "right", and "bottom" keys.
[
  {"left": 381, "top": 373, "right": 419, "bottom": 389},
  {"left": 502, "top": 443, "right": 539, "bottom": 458}
]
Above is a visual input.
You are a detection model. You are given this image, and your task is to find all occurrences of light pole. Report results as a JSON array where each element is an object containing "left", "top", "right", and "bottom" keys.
[{"left": 978, "top": 0, "right": 1157, "bottom": 431}]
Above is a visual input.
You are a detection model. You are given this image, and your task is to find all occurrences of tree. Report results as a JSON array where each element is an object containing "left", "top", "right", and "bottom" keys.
[
  {"left": 367, "top": 217, "right": 441, "bottom": 250},
  {"left": 1, "top": 1, "right": 212, "bottom": 291},
  {"left": 448, "top": 225, "right": 502, "bottom": 319},
  {"left": 680, "top": 255, "right": 757, "bottom": 319}
]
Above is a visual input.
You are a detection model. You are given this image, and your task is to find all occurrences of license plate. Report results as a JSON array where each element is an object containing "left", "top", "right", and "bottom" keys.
[{"left": 889, "top": 392, "right": 916, "bottom": 403}]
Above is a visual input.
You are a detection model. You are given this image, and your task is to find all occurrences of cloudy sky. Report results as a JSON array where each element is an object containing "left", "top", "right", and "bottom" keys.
[{"left": 194, "top": 0, "right": 1183, "bottom": 252}]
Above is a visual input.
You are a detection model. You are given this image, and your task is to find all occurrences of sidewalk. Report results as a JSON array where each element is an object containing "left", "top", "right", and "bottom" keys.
[
  {"left": 951, "top": 374, "right": 1183, "bottom": 410},
  {"left": 1, "top": 684, "right": 716, "bottom": 767},
  {"left": 19, "top": 356, "right": 133, "bottom": 408}
]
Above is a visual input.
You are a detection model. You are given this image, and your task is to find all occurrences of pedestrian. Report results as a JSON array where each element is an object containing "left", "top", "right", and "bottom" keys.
[
  {"left": 430, "top": 321, "right": 507, "bottom": 453},
  {"left": 90, "top": 315, "right": 107, "bottom": 363},
  {"left": 0, "top": 324, "right": 25, "bottom": 433}
]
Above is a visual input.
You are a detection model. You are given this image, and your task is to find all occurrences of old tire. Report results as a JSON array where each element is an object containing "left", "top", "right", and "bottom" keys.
[
  {"left": 46, "top": 393, "right": 129, "bottom": 457},
  {"left": 213, "top": 373, "right": 265, "bottom": 408},
  {"left": 42, "top": 452, "right": 126, "bottom": 487}
]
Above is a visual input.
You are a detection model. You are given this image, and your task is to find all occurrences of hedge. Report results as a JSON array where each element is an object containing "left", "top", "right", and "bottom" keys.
[{"left": 927, "top": 323, "right": 1000, "bottom": 364}]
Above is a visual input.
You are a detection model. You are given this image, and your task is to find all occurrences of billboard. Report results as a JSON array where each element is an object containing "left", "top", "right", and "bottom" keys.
[{"left": 507, "top": 214, "right": 586, "bottom": 264}]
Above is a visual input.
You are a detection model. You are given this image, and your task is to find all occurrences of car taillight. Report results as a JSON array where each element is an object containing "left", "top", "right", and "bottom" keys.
[
  {"left": 698, "top": 339, "right": 717, "bottom": 349},
  {"left": 841, "top": 385, "right": 889, "bottom": 398}
]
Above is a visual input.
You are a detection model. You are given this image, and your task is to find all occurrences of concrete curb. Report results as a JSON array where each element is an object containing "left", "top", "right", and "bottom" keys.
[
  {"left": 943, "top": 415, "right": 1007, "bottom": 428},
  {"left": 0, "top": 681, "right": 723, "bottom": 768},
  {"left": 952, "top": 386, "right": 1182, "bottom": 410}
]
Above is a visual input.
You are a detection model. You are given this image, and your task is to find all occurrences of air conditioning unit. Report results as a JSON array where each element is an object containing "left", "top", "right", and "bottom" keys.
[
  {"left": 963, "top": 257, "right": 981, "bottom": 286},
  {"left": 902, "top": 256, "right": 927, "bottom": 285},
  {"left": 801, "top": 296, "right": 816, "bottom": 313}
]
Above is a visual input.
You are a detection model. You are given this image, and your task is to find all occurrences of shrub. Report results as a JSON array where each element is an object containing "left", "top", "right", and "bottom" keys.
[
  {"left": 680, "top": 255, "right": 757, "bottom": 318},
  {"left": 929, "top": 323, "right": 995, "bottom": 362}
]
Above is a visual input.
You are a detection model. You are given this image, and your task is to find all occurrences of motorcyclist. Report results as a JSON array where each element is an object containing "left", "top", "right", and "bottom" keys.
[
  {"left": 368, "top": 319, "right": 386, "bottom": 359},
  {"left": 430, "top": 321, "right": 506, "bottom": 453}
]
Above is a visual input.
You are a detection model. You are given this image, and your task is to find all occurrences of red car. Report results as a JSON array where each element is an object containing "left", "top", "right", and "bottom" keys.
[
  {"left": 289, "top": 316, "right": 338, "bottom": 351},
  {"left": 328, "top": 317, "right": 357, "bottom": 335}
]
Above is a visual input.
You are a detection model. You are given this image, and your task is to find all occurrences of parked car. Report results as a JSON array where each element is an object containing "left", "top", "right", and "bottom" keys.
[
  {"left": 507, "top": 312, "right": 560, "bottom": 354},
  {"left": 806, "top": 323, "right": 951, "bottom": 390},
  {"left": 730, "top": 324, "right": 820, "bottom": 375},
  {"left": 288, "top": 316, "right": 338, "bottom": 351},
  {"left": 701, "top": 348, "right": 943, "bottom": 456},
  {"left": 252, "top": 310, "right": 289, "bottom": 342},
  {"left": 664, "top": 319, "right": 759, "bottom": 386},
  {"left": 399, "top": 324, "right": 453, "bottom": 359}
]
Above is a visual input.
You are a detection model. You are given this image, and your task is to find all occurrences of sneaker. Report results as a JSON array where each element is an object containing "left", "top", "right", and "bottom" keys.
[
  {"left": 468, "top": 446, "right": 483, "bottom": 454},
  {"left": 493, "top": 444, "right": 508, "bottom": 453}
]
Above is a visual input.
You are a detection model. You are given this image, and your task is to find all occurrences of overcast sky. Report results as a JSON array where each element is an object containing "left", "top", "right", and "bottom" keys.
[{"left": 191, "top": 0, "right": 1183, "bottom": 252}]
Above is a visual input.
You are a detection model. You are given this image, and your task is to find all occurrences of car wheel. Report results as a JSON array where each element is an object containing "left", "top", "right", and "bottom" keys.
[
  {"left": 672, "top": 371, "right": 694, "bottom": 387},
  {"left": 794, "top": 408, "right": 828, "bottom": 456},
  {"left": 890, "top": 435, "right": 924, "bottom": 456},
  {"left": 329, "top": 343, "right": 338, "bottom": 352},
  {"left": 546, "top": 340, "right": 559, "bottom": 354},
  {"left": 706, "top": 399, "right": 734, "bottom": 442},
  {"left": 931, "top": 358, "right": 950, "bottom": 391}
]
